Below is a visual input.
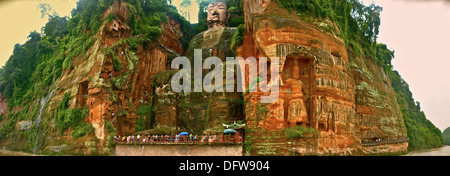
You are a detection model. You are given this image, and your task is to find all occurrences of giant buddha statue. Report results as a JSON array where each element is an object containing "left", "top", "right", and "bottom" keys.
[{"left": 181, "top": 0, "right": 243, "bottom": 134}]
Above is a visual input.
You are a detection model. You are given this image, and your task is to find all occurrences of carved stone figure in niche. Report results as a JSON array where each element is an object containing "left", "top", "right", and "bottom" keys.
[
  {"left": 284, "top": 58, "right": 309, "bottom": 126},
  {"left": 285, "top": 59, "right": 304, "bottom": 98},
  {"left": 316, "top": 97, "right": 337, "bottom": 132}
]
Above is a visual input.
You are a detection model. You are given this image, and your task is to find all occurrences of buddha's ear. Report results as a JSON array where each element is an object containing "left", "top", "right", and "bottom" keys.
[{"left": 226, "top": 12, "right": 231, "bottom": 26}]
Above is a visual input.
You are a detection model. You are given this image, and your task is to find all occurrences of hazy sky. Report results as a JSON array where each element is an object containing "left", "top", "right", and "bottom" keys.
[
  {"left": 366, "top": 0, "right": 450, "bottom": 132},
  {"left": 171, "top": 0, "right": 200, "bottom": 23},
  {"left": 0, "top": 0, "right": 197, "bottom": 67},
  {"left": 0, "top": 0, "right": 449, "bottom": 131},
  {"left": 0, "top": 0, "right": 77, "bottom": 67}
]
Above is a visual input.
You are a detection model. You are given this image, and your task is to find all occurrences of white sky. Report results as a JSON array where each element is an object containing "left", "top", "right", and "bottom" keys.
[
  {"left": 364, "top": 0, "right": 450, "bottom": 132},
  {"left": 0, "top": 0, "right": 449, "bottom": 131}
]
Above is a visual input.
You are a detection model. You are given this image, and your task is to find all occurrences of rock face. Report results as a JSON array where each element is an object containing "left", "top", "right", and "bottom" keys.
[
  {"left": 0, "top": 93, "right": 7, "bottom": 115},
  {"left": 153, "top": 26, "right": 243, "bottom": 135},
  {"left": 31, "top": 0, "right": 407, "bottom": 155},
  {"left": 43, "top": 0, "right": 186, "bottom": 153},
  {"left": 239, "top": 0, "right": 407, "bottom": 155}
]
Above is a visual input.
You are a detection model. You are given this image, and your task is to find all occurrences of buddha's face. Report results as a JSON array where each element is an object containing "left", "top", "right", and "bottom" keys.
[{"left": 207, "top": 2, "right": 228, "bottom": 29}]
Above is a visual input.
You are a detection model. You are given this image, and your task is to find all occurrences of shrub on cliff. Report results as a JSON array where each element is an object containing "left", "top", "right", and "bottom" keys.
[
  {"left": 231, "top": 24, "right": 244, "bottom": 51},
  {"left": 72, "top": 123, "right": 95, "bottom": 139},
  {"left": 144, "top": 26, "right": 162, "bottom": 41},
  {"left": 284, "top": 126, "right": 317, "bottom": 139},
  {"left": 135, "top": 117, "right": 146, "bottom": 133},
  {"left": 110, "top": 73, "right": 129, "bottom": 90},
  {"left": 112, "top": 54, "right": 123, "bottom": 71},
  {"left": 54, "top": 93, "right": 90, "bottom": 136},
  {"left": 136, "top": 104, "right": 153, "bottom": 130},
  {"left": 105, "top": 121, "right": 117, "bottom": 147}
]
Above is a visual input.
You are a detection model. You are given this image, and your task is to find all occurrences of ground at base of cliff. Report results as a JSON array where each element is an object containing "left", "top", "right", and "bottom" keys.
[{"left": 0, "top": 149, "right": 37, "bottom": 156}]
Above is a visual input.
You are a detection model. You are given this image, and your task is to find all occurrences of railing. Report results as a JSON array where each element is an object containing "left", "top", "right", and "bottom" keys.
[
  {"left": 361, "top": 137, "right": 409, "bottom": 146},
  {"left": 113, "top": 135, "right": 243, "bottom": 145}
]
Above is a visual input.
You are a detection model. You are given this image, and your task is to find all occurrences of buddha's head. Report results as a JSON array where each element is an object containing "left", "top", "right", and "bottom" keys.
[{"left": 206, "top": 0, "right": 229, "bottom": 29}]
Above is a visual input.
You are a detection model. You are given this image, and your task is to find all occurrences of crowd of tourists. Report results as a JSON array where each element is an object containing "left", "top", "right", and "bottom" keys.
[{"left": 113, "top": 134, "right": 242, "bottom": 144}]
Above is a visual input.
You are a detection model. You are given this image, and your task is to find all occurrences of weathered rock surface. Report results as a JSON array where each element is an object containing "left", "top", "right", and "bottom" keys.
[
  {"left": 152, "top": 26, "right": 244, "bottom": 135},
  {"left": 239, "top": 0, "right": 407, "bottom": 155},
  {"left": 40, "top": 0, "right": 186, "bottom": 154},
  {"left": 18, "top": 0, "right": 408, "bottom": 155},
  {"left": 0, "top": 93, "right": 7, "bottom": 115}
]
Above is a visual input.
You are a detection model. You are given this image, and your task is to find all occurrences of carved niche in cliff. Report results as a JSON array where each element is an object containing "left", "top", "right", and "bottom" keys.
[
  {"left": 275, "top": 44, "right": 319, "bottom": 131},
  {"left": 282, "top": 53, "right": 311, "bottom": 128},
  {"left": 77, "top": 81, "right": 89, "bottom": 107},
  {"left": 277, "top": 43, "right": 337, "bottom": 133}
]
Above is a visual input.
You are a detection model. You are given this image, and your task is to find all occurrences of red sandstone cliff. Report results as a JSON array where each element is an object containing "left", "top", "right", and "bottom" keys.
[
  {"left": 238, "top": 0, "right": 407, "bottom": 155},
  {"left": 0, "top": 93, "right": 7, "bottom": 115},
  {"left": 20, "top": 0, "right": 407, "bottom": 155},
  {"left": 40, "top": 0, "right": 186, "bottom": 154}
]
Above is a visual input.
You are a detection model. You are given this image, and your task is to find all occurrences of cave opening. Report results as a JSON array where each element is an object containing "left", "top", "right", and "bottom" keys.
[{"left": 78, "top": 81, "right": 89, "bottom": 107}]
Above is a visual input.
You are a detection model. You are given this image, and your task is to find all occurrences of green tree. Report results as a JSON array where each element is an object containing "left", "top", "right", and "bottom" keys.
[
  {"left": 180, "top": 0, "right": 192, "bottom": 22},
  {"left": 376, "top": 43, "right": 394, "bottom": 69},
  {"left": 364, "top": 3, "right": 382, "bottom": 44},
  {"left": 388, "top": 69, "right": 443, "bottom": 150},
  {"left": 38, "top": 3, "right": 57, "bottom": 19},
  {"left": 43, "top": 16, "right": 69, "bottom": 43},
  {"left": 443, "top": 127, "right": 450, "bottom": 145}
]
